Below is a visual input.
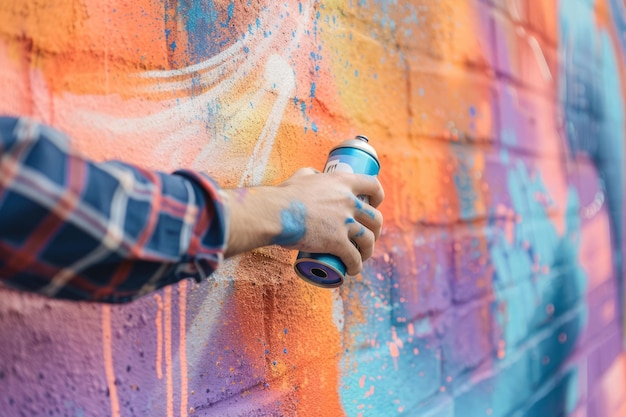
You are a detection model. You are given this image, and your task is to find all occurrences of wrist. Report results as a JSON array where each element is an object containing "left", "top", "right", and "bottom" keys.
[{"left": 222, "top": 187, "right": 285, "bottom": 258}]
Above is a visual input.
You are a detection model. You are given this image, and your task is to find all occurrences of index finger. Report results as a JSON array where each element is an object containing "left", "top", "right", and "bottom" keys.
[{"left": 351, "top": 174, "right": 384, "bottom": 208}]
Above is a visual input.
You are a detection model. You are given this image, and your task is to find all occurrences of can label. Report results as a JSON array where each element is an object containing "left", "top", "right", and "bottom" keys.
[
  {"left": 324, "top": 155, "right": 369, "bottom": 174},
  {"left": 324, "top": 153, "right": 378, "bottom": 204}
]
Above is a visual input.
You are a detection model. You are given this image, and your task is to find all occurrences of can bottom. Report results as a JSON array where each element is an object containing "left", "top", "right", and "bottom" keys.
[{"left": 294, "top": 259, "right": 345, "bottom": 288}]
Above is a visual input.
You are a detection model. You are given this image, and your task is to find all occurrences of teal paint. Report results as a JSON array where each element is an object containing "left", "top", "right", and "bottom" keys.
[{"left": 270, "top": 202, "right": 307, "bottom": 246}]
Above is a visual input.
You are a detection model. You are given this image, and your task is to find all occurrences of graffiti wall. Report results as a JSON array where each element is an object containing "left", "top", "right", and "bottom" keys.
[{"left": 1, "top": 0, "right": 626, "bottom": 415}]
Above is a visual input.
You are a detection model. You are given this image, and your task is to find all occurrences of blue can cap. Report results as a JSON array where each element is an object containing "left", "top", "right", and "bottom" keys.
[{"left": 294, "top": 253, "right": 346, "bottom": 288}]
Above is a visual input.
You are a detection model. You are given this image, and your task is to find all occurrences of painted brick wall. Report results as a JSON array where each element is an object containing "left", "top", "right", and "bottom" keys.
[{"left": 1, "top": 0, "right": 626, "bottom": 416}]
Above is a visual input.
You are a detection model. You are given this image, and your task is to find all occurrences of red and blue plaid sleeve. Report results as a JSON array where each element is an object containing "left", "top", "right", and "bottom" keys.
[{"left": 0, "top": 116, "right": 228, "bottom": 303}]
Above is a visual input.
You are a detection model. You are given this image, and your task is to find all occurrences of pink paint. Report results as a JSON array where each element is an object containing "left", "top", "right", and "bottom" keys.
[
  {"left": 164, "top": 287, "right": 173, "bottom": 417},
  {"left": 154, "top": 294, "right": 164, "bottom": 380},
  {"left": 101, "top": 305, "right": 121, "bottom": 417},
  {"left": 179, "top": 281, "right": 188, "bottom": 417}
]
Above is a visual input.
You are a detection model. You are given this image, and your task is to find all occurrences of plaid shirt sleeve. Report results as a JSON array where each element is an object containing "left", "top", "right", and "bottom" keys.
[{"left": 0, "top": 116, "right": 229, "bottom": 303}]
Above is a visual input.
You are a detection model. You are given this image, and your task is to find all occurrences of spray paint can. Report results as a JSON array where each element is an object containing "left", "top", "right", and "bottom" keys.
[{"left": 294, "top": 135, "right": 380, "bottom": 288}]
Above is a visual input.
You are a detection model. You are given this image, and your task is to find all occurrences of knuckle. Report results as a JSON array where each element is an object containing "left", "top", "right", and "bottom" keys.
[
  {"left": 362, "top": 246, "right": 374, "bottom": 261},
  {"left": 348, "top": 250, "right": 362, "bottom": 275},
  {"left": 332, "top": 171, "right": 351, "bottom": 181},
  {"left": 372, "top": 209, "right": 383, "bottom": 227}
]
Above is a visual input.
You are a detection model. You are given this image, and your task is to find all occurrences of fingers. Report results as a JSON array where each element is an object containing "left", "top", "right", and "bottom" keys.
[
  {"left": 336, "top": 194, "right": 382, "bottom": 275},
  {"left": 353, "top": 198, "right": 383, "bottom": 240},
  {"left": 335, "top": 239, "right": 363, "bottom": 276},
  {"left": 348, "top": 221, "right": 376, "bottom": 261},
  {"left": 349, "top": 175, "right": 384, "bottom": 208}
]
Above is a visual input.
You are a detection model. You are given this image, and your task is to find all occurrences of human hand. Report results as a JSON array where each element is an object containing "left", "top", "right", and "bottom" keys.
[{"left": 223, "top": 168, "right": 384, "bottom": 275}]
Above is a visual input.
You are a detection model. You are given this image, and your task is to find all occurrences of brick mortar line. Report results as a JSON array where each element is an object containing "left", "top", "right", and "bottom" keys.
[
  {"left": 451, "top": 300, "right": 587, "bottom": 395},
  {"left": 486, "top": 1, "right": 560, "bottom": 49},
  {"left": 511, "top": 326, "right": 624, "bottom": 416}
]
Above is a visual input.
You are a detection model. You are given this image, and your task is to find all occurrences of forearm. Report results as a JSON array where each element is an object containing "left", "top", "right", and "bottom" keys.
[
  {"left": 0, "top": 117, "right": 227, "bottom": 303},
  {"left": 221, "top": 186, "right": 307, "bottom": 258}
]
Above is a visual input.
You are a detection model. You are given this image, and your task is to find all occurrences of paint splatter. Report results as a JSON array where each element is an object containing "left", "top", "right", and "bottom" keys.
[{"left": 270, "top": 202, "right": 307, "bottom": 246}]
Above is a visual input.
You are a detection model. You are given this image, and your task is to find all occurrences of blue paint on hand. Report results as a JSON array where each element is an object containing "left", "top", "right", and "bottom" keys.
[
  {"left": 363, "top": 208, "right": 376, "bottom": 219},
  {"left": 346, "top": 217, "right": 365, "bottom": 238},
  {"left": 354, "top": 196, "right": 376, "bottom": 219},
  {"left": 271, "top": 202, "right": 307, "bottom": 246}
]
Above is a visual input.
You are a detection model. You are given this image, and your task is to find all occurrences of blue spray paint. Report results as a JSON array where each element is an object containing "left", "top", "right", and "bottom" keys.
[
  {"left": 270, "top": 202, "right": 307, "bottom": 246},
  {"left": 561, "top": 0, "right": 624, "bottom": 317}
]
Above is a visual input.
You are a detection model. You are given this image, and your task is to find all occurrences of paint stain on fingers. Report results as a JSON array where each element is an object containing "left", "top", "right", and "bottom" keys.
[{"left": 354, "top": 196, "right": 377, "bottom": 220}]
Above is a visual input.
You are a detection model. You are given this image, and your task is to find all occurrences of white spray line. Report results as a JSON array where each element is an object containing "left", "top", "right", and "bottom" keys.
[
  {"left": 137, "top": 10, "right": 276, "bottom": 80},
  {"left": 237, "top": 2, "right": 311, "bottom": 186},
  {"left": 189, "top": 84, "right": 268, "bottom": 171},
  {"left": 180, "top": 2, "right": 313, "bottom": 379},
  {"left": 133, "top": 11, "right": 282, "bottom": 94},
  {"left": 73, "top": 22, "right": 278, "bottom": 136},
  {"left": 528, "top": 35, "right": 553, "bottom": 81},
  {"left": 238, "top": 54, "right": 296, "bottom": 186}
]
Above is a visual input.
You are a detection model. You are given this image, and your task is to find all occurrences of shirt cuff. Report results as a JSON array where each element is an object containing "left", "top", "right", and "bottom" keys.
[{"left": 172, "top": 170, "right": 230, "bottom": 281}]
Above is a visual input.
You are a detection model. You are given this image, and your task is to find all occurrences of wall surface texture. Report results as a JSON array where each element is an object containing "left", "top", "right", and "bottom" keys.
[{"left": 2, "top": 0, "right": 626, "bottom": 416}]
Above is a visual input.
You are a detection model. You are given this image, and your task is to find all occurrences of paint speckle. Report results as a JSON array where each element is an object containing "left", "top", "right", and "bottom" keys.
[{"left": 270, "top": 202, "right": 306, "bottom": 246}]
